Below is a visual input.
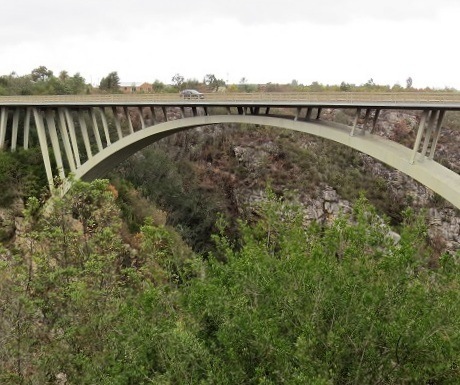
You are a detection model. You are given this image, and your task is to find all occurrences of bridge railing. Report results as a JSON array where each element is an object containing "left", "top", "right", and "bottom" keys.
[{"left": 1, "top": 91, "right": 460, "bottom": 105}]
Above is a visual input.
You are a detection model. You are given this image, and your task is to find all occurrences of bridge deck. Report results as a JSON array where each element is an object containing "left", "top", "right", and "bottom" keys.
[
  {"left": 1, "top": 92, "right": 460, "bottom": 110},
  {"left": 1, "top": 92, "right": 459, "bottom": 209}
]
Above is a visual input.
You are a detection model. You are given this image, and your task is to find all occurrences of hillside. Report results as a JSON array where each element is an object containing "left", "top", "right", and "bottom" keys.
[
  {"left": 112, "top": 107, "right": 460, "bottom": 255},
  {"left": 1, "top": 179, "right": 459, "bottom": 384}
]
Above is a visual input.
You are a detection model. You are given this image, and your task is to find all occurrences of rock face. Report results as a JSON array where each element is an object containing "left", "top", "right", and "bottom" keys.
[
  {"left": 0, "top": 198, "right": 24, "bottom": 242},
  {"left": 127, "top": 107, "right": 460, "bottom": 254},
  {"left": 224, "top": 109, "right": 460, "bottom": 254},
  {"left": 294, "top": 108, "right": 460, "bottom": 252},
  {"left": 428, "top": 207, "right": 460, "bottom": 251}
]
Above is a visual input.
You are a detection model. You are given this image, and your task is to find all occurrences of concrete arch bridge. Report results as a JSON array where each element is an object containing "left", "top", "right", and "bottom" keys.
[{"left": 0, "top": 92, "right": 459, "bottom": 209}]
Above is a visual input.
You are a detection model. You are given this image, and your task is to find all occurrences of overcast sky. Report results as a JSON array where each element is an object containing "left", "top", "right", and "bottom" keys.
[{"left": 1, "top": 0, "right": 459, "bottom": 88}]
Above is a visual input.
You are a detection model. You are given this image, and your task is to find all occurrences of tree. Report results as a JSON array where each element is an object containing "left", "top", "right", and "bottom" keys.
[
  {"left": 31, "top": 66, "right": 53, "bottom": 82},
  {"left": 182, "top": 78, "right": 201, "bottom": 90},
  {"left": 58, "top": 70, "right": 69, "bottom": 81},
  {"left": 309, "top": 81, "right": 324, "bottom": 92},
  {"left": 99, "top": 71, "right": 120, "bottom": 92},
  {"left": 204, "top": 74, "right": 226, "bottom": 92},
  {"left": 340, "top": 81, "right": 351, "bottom": 91},
  {"left": 171, "top": 73, "right": 184, "bottom": 89},
  {"left": 69, "top": 72, "right": 87, "bottom": 94},
  {"left": 238, "top": 77, "right": 256, "bottom": 92},
  {"left": 152, "top": 79, "right": 165, "bottom": 93},
  {"left": 184, "top": 195, "right": 460, "bottom": 384},
  {"left": 406, "top": 76, "right": 413, "bottom": 89},
  {"left": 364, "top": 78, "right": 376, "bottom": 89}
]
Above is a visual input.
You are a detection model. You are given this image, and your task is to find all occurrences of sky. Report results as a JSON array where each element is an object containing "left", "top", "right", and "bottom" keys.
[{"left": 1, "top": 0, "right": 459, "bottom": 89}]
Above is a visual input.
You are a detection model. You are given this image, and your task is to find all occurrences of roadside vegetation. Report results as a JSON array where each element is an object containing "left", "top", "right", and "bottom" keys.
[{"left": 2, "top": 66, "right": 457, "bottom": 96}]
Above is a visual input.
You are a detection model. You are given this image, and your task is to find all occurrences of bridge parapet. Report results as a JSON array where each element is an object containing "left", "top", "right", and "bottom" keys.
[{"left": 2, "top": 92, "right": 460, "bottom": 106}]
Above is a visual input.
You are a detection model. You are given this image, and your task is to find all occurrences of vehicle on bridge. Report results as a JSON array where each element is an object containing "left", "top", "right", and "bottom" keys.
[{"left": 180, "top": 89, "right": 204, "bottom": 99}]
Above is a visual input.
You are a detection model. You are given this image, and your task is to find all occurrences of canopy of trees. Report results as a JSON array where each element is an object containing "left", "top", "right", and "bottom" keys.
[
  {"left": 99, "top": 71, "right": 121, "bottom": 92},
  {"left": 0, "top": 181, "right": 458, "bottom": 384},
  {"left": 0, "top": 66, "right": 87, "bottom": 95}
]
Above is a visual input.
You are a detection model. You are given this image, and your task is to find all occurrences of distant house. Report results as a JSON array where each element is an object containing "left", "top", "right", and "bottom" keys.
[{"left": 119, "top": 82, "right": 152, "bottom": 94}]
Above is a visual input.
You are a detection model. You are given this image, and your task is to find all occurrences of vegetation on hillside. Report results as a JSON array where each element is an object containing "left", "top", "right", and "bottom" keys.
[
  {"left": 113, "top": 123, "right": 428, "bottom": 255},
  {"left": 0, "top": 180, "right": 458, "bottom": 384},
  {"left": 0, "top": 149, "right": 48, "bottom": 206}
]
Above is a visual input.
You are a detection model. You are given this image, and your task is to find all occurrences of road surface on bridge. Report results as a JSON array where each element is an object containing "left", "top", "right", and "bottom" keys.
[{"left": 1, "top": 92, "right": 460, "bottom": 110}]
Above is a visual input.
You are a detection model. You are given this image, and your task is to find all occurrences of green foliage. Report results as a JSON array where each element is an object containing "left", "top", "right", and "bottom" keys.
[
  {"left": 109, "top": 176, "right": 164, "bottom": 232},
  {"left": 204, "top": 74, "right": 226, "bottom": 91},
  {"left": 99, "top": 71, "right": 121, "bottom": 93},
  {"left": 171, "top": 73, "right": 184, "bottom": 90},
  {"left": 1, "top": 182, "right": 459, "bottom": 384},
  {"left": 116, "top": 147, "right": 231, "bottom": 253},
  {"left": 31, "top": 65, "right": 53, "bottom": 82},
  {"left": 184, "top": 195, "right": 460, "bottom": 384},
  {"left": 0, "top": 148, "right": 47, "bottom": 206},
  {"left": 140, "top": 217, "right": 196, "bottom": 285},
  {"left": 0, "top": 68, "right": 87, "bottom": 95},
  {"left": 152, "top": 79, "right": 166, "bottom": 93}
]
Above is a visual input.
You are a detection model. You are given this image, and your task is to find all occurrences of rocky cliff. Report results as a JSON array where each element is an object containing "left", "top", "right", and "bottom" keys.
[{"left": 143, "top": 107, "right": 460, "bottom": 254}]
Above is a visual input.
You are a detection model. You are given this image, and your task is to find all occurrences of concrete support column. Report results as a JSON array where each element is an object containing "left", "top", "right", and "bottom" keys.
[
  {"left": 137, "top": 107, "right": 145, "bottom": 129},
  {"left": 149, "top": 106, "right": 157, "bottom": 124},
  {"left": 0, "top": 107, "right": 8, "bottom": 149},
  {"left": 90, "top": 108, "right": 103, "bottom": 151},
  {"left": 237, "top": 107, "right": 243, "bottom": 115},
  {"left": 162, "top": 106, "right": 168, "bottom": 121},
  {"left": 294, "top": 107, "right": 300, "bottom": 121},
  {"left": 180, "top": 107, "right": 185, "bottom": 118},
  {"left": 45, "top": 110, "right": 65, "bottom": 180},
  {"left": 362, "top": 108, "right": 371, "bottom": 134},
  {"left": 99, "top": 108, "right": 112, "bottom": 145},
  {"left": 11, "top": 108, "right": 20, "bottom": 151},
  {"left": 350, "top": 108, "right": 362, "bottom": 136},
  {"left": 112, "top": 107, "right": 123, "bottom": 139},
  {"left": 23, "top": 108, "right": 31, "bottom": 149},
  {"left": 138, "top": 107, "right": 145, "bottom": 129},
  {"left": 204, "top": 106, "right": 209, "bottom": 116},
  {"left": 371, "top": 109, "right": 381, "bottom": 133},
  {"left": 64, "top": 108, "right": 81, "bottom": 167},
  {"left": 226, "top": 107, "right": 231, "bottom": 115},
  {"left": 420, "top": 110, "right": 438, "bottom": 159},
  {"left": 123, "top": 107, "right": 134, "bottom": 134},
  {"left": 410, "top": 110, "right": 429, "bottom": 164},
  {"left": 78, "top": 111, "right": 93, "bottom": 159},
  {"left": 192, "top": 106, "right": 197, "bottom": 117},
  {"left": 306, "top": 107, "right": 312, "bottom": 120},
  {"left": 57, "top": 109, "right": 76, "bottom": 173},
  {"left": 429, "top": 110, "right": 445, "bottom": 160},
  {"left": 33, "top": 108, "right": 54, "bottom": 190},
  {"left": 266, "top": 107, "right": 270, "bottom": 115},
  {"left": 316, "top": 108, "right": 322, "bottom": 120}
]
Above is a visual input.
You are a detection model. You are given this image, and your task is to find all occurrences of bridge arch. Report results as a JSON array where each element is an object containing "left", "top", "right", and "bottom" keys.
[{"left": 71, "top": 114, "right": 460, "bottom": 210}]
